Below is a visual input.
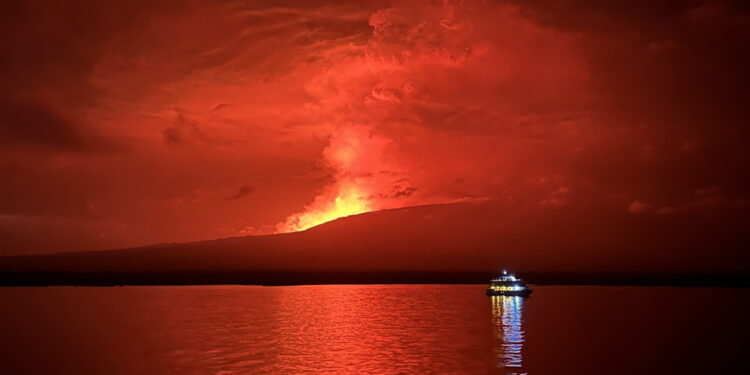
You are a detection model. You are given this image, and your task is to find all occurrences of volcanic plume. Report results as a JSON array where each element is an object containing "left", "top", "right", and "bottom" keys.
[
  {"left": 277, "top": 124, "right": 413, "bottom": 232},
  {"left": 276, "top": 0, "right": 587, "bottom": 232}
]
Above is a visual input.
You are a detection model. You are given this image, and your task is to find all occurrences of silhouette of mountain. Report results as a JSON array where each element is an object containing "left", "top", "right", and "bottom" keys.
[{"left": 1, "top": 202, "right": 748, "bottom": 286}]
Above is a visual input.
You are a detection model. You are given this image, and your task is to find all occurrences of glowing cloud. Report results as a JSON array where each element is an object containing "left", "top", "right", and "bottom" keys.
[{"left": 277, "top": 125, "right": 395, "bottom": 232}]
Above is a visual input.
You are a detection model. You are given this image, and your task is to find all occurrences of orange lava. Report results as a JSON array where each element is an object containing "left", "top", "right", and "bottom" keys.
[{"left": 281, "top": 183, "right": 372, "bottom": 232}]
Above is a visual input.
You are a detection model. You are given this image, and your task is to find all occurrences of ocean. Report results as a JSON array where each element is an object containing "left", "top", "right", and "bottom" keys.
[{"left": 1, "top": 285, "right": 748, "bottom": 374}]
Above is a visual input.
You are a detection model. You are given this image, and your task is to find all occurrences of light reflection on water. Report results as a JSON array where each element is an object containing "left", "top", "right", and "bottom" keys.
[
  {"left": 1, "top": 285, "right": 749, "bottom": 374},
  {"left": 0, "top": 285, "right": 499, "bottom": 375},
  {"left": 490, "top": 296, "right": 527, "bottom": 374}
]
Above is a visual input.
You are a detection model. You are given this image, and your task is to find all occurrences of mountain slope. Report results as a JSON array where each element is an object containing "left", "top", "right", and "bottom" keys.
[{"left": 1, "top": 201, "right": 749, "bottom": 285}]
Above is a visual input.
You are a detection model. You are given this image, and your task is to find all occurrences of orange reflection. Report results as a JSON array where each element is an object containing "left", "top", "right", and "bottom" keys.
[{"left": 272, "top": 285, "right": 497, "bottom": 373}]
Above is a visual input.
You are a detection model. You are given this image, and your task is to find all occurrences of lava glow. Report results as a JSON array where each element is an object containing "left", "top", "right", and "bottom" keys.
[
  {"left": 280, "top": 183, "right": 372, "bottom": 232},
  {"left": 277, "top": 125, "right": 391, "bottom": 232}
]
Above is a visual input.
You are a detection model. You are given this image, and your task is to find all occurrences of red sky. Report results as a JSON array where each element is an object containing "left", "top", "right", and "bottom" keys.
[{"left": 1, "top": 0, "right": 749, "bottom": 255}]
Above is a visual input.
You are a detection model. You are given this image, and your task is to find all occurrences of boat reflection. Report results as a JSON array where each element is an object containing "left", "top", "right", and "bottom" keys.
[{"left": 490, "top": 296, "right": 527, "bottom": 374}]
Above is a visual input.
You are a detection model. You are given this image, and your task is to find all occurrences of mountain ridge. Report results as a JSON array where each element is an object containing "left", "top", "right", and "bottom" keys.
[{"left": 2, "top": 201, "right": 749, "bottom": 285}]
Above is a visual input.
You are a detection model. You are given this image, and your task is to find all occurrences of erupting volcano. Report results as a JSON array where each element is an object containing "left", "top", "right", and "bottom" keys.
[
  {"left": 0, "top": 0, "right": 748, "bottom": 261},
  {"left": 2, "top": 1, "right": 750, "bottom": 373},
  {"left": 279, "top": 183, "right": 372, "bottom": 232},
  {"left": 277, "top": 125, "right": 401, "bottom": 232}
]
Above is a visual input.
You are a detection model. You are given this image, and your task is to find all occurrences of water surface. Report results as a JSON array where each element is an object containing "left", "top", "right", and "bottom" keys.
[{"left": 1, "top": 285, "right": 747, "bottom": 374}]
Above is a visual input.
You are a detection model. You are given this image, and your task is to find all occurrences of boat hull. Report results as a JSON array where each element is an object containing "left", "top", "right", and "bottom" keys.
[{"left": 486, "top": 288, "right": 532, "bottom": 297}]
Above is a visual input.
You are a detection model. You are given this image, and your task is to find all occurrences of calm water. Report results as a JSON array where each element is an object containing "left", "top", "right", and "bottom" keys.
[{"left": 1, "top": 285, "right": 748, "bottom": 374}]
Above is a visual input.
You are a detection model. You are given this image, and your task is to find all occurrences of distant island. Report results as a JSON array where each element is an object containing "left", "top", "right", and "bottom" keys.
[{"left": 2, "top": 202, "right": 749, "bottom": 287}]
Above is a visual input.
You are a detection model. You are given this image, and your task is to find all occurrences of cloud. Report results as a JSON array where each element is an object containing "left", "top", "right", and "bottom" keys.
[
  {"left": 628, "top": 200, "right": 652, "bottom": 214},
  {"left": 212, "top": 103, "right": 233, "bottom": 112},
  {"left": 226, "top": 185, "right": 256, "bottom": 200},
  {"left": 630, "top": 185, "right": 726, "bottom": 215},
  {"left": 540, "top": 185, "right": 572, "bottom": 207},
  {"left": 0, "top": 99, "right": 123, "bottom": 153},
  {"left": 0, "top": 99, "right": 85, "bottom": 151},
  {"left": 163, "top": 112, "right": 204, "bottom": 145}
]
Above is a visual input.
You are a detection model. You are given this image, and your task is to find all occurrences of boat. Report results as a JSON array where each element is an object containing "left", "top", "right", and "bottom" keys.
[{"left": 486, "top": 270, "right": 532, "bottom": 297}]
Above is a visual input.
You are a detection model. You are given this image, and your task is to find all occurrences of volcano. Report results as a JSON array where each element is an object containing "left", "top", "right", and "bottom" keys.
[{"left": 1, "top": 201, "right": 748, "bottom": 286}]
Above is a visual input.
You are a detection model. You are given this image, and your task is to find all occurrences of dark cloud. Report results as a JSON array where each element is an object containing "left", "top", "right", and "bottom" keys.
[
  {"left": 226, "top": 185, "right": 256, "bottom": 200},
  {"left": 163, "top": 112, "right": 203, "bottom": 145},
  {"left": 212, "top": 103, "right": 233, "bottom": 112},
  {"left": 0, "top": 99, "right": 124, "bottom": 153},
  {"left": 0, "top": 100, "right": 85, "bottom": 151}
]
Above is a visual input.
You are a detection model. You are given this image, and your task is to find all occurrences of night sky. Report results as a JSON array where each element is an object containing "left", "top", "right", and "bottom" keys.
[{"left": 1, "top": 0, "right": 749, "bottom": 258}]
